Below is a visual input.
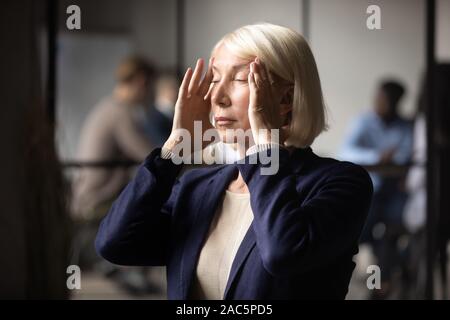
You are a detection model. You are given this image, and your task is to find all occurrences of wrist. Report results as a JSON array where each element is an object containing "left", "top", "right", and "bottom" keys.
[
  {"left": 252, "top": 127, "right": 283, "bottom": 145},
  {"left": 246, "top": 142, "right": 284, "bottom": 156},
  {"left": 162, "top": 135, "right": 183, "bottom": 151}
]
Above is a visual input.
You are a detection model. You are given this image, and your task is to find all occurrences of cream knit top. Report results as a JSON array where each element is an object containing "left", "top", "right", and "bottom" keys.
[{"left": 190, "top": 190, "right": 254, "bottom": 299}]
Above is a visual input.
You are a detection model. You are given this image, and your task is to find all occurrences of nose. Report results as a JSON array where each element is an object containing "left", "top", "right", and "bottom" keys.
[{"left": 211, "top": 82, "right": 231, "bottom": 108}]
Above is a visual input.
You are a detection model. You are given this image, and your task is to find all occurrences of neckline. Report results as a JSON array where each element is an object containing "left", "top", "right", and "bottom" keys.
[{"left": 225, "top": 190, "right": 251, "bottom": 198}]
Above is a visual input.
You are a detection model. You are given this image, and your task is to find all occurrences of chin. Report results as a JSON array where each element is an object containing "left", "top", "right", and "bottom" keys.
[
  {"left": 217, "top": 130, "right": 236, "bottom": 144},
  {"left": 216, "top": 127, "right": 253, "bottom": 146}
]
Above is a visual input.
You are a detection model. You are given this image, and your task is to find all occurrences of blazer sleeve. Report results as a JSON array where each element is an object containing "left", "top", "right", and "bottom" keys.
[
  {"left": 236, "top": 147, "right": 373, "bottom": 276},
  {"left": 95, "top": 148, "right": 183, "bottom": 266}
]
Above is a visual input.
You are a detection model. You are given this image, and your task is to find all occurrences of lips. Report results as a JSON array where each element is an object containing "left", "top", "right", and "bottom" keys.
[
  {"left": 214, "top": 116, "right": 236, "bottom": 126},
  {"left": 215, "top": 116, "right": 234, "bottom": 122}
]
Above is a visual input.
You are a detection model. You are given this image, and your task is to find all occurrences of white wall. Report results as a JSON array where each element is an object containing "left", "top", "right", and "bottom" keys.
[
  {"left": 437, "top": 0, "right": 450, "bottom": 61},
  {"left": 184, "top": 0, "right": 304, "bottom": 67},
  {"left": 56, "top": 34, "right": 132, "bottom": 160},
  {"left": 131, "top": 0, "right": 177, "bottom": 68}
]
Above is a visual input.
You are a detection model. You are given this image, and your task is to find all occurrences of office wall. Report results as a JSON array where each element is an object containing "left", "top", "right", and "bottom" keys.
[
  {"left": 184, "top": 0, "right": 304, "bottom": 66},
  {"left": 56, "top": 34, "right": 132, "bottom": 160},
  {"left": 131, "top": 0, "right": 177, "bottom": 68},
  {"left": 437, "top": 0, "right": 450, "bottom": 61}
]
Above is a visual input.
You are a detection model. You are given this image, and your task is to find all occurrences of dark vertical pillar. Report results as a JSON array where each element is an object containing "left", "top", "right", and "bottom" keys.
[
  {"left": 0, "top": 0, "right": 69, "bottom": 299},
  {"left": 176, "top": 0, "right": 185, "bottom": 80},
  {"left": 425, "top": 0, "right": 436, "bottom": 300},
  {"left": 47, "top": 0, "right": 57, "bottom": 128}
]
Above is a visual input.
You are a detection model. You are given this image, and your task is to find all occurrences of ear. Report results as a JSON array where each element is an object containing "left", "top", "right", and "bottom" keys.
[{"left": 279, "top": 85, "right": 294, "bottom": 116}]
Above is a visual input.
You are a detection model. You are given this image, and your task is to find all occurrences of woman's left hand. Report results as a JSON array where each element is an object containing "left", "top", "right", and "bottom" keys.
[{"left": 248, "top": 57, "right": 289, "bottom": 145}]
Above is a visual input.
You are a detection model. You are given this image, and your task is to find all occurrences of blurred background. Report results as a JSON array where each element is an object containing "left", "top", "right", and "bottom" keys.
[{"left": 1, "top": 0, "right": 449, "bottom": 300}]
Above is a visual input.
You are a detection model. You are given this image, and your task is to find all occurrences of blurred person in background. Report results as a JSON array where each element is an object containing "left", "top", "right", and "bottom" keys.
[
  {"left": 72, "top": 55, "right": 156, "bottom": 218},
  {"left": 339, "top": 80, "right": 413, "bottom": 299},
  {"left": 140, "top": 72, "right": 178, "bottom": 146},
  {"left": 71, "top": 55, "right": 158, "bottom": 295}
]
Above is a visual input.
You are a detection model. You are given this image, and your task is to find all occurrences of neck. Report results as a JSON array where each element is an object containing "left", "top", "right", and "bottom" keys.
[{"left": 228, "top": 142, "right": 248, "bottom": 159}]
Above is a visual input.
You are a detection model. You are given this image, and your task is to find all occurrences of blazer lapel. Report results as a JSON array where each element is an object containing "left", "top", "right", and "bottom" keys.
[
  {"left": 223, "top": 147, "right": 312, "bottom": 298},
  {"left": 180, "top": 164, "right": 238, "bottom": 299}
]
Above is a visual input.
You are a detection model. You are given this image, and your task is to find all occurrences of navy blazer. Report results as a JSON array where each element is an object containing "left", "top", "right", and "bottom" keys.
[{"left": 95, "top": 146, "right": 373, "bottom": 299}]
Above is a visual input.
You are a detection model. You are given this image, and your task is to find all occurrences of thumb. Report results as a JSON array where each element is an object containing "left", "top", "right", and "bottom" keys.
[{"left": 248, "top": 70, "right": 260, "bottom": 114}]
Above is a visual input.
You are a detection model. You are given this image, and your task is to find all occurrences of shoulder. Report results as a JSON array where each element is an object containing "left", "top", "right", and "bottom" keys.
[
  {"left": 293, "top": 148, "right": 373, "bottom": 193},
  {"left": 328, "top": 159, "right": 373, "bottom": 188}
]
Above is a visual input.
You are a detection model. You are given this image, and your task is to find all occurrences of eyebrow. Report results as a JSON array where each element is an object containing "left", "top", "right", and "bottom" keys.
[{"left": 212, "top": 63, "right": 249, "bottom": 72}]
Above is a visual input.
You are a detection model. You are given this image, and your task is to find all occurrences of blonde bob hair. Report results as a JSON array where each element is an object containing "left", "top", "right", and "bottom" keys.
[{"left": 212, "top": 23, "right": 327, "bottom": 147}]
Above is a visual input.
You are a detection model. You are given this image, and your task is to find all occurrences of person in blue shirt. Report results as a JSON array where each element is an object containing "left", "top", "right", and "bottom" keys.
[
  {"left": 339, "top": 80, "right": 413, "bottom": 299},
  {"left": 139, "top": 72, "right": 178, "bottom": 147},
  {"left": 340, "top": 81, "right": 412, "bottom": 190}
]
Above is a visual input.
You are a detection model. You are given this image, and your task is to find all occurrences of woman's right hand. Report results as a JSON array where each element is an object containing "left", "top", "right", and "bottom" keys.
[{"left": 163, "top": 58, "right": 215, "bottom": 152}]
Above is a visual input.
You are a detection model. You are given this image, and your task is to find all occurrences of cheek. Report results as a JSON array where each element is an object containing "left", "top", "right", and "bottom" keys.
[
  {"left": 231, "top": 87, "right": 251, "bottom": 130},
  {"left": 232, "top": 87, "right": 250, "bottom": 115}
]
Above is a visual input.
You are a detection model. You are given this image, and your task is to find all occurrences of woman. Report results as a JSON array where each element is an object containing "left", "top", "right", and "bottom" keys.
[{"left": 95, "top": 23, "right": 373, "bottom": 300}]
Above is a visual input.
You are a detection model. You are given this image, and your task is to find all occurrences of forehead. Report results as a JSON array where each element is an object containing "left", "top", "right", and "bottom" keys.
[{"left": 212, "top": 44, "right": 251, "bottom": 71}]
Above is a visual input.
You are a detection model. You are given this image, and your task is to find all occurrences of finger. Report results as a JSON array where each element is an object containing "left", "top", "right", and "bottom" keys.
[
  {"left": 248, "top": 63, "right": 257, "bottom": 89},
  {"left": 252, "top": 61, "right": 265, "bottom": 89},
  {"left": 179, "top": 67, "right": 193, "bottom": 98},
  {"left": 188, "top": 58, "right": 204, "bottom": 93},
  {"left": 200, "top": 57, "right": 214, "bottom": 96},
  {"left": 255, "top": 57, "right": 269, "bottom": 81},
  {"left": 204, "top": 83, "right": 213, "bottom": 101},
  {"left": 248, "top": 65, "right": 260, "bottom": 108}
]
